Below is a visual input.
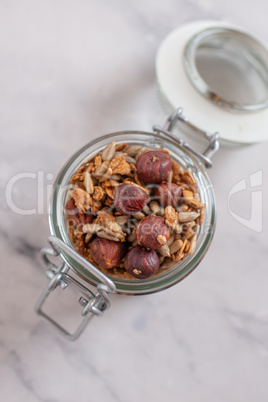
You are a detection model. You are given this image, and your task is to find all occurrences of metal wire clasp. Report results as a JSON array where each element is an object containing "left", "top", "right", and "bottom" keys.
[
  {"left": 153, "top": 107, "right": 219, "bottom": 168},
  {"left": 36, "top": 235, "right": 116, "bottom": 341}
]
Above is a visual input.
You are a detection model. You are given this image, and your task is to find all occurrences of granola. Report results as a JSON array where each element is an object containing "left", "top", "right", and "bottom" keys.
[
  {"left": 165, "top": 206, "right": 179, "bottom": 229},
  {"left": 73, "top": 188, "right": 91, "bottom": 214},
  {"left": 65, "top": 142, "right": 206, "bottom": 280},
  {"left": 109, "top": 156, "right": 131, "bottom": 175}
]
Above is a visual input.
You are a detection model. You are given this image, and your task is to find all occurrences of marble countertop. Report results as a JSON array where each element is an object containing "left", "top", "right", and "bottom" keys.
[{"left": 1, "top": 1, "right": 268, "bottom": 401}]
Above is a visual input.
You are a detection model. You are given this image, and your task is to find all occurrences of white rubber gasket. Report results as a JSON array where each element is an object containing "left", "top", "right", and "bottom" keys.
[{"left": 156, "top": 20, "right": 268, "bottom": 144}]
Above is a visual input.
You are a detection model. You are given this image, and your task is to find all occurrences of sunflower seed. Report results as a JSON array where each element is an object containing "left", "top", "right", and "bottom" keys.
[
  {"left": 82, "top": 223, "right": 103, "bottom": 234},
  {"left": 176, "top": 204, "right": 189, "bottom": 212},
  {"left": 159, "top": 244, "right": 170, "bottom": 257},
  {"left": 174, "top": 223, "right": 183, "bottom": 234},
  {"left": 182, "top": 229, "right": 195, "bottom": 240},
  {"left": 96, "top": 230, "right": 120, "bottom": 242},
  {"left": 183, "top": 221, "right": 196, "bottom": 230},
  {"left": 102, "top": 141, "right": 116, "bottom": 161},
  {"left": 125, "top": 155, "right": 136, "bottom": 164},
  {"left": 94, "top": 161, "right": 109, "bottom": 178},
  {"left": 128, "top": 218, "right": 139, "bottom": 229},
  {"left": 132, "top": 211, "right": 145, "bottom": 220},
  {"left": 158, "top": 207, "right": 165, "bottom": 216},
  {"left": 114, "top": 151, "right": 127, "bottom": 158},
  {"left": 193, "top": 224, "right": 200, "bottom": 234},
  {"left": 160, "top": 260, "right": 177, "bottom": 270},
  {"left": 125, "top": 145, "right": 142, "bottom": 157},
  {"left": 150, "top": 201, "right": 160, "bottom": 214},
  {"left": 115, "top": 143, "right": 127, "bottom": 151},
  {"left": 102, "top": 226, "right": 126, "bottom": 240},
  {"left": 110, "top": 174, "right": 122, "bottom": 181},
  {"left": 142, "top": 205, "right": 151, "bottom": 215},
  {"left": 115, "top": 215, "right": 129, "bottom": 226},
  {"left": 170, "top": 239, "right": 183, "bottom": 254},
  {"left": 178, "top": 211, "right": 200, "bottom": 223},
  {"left": 98, "top": 167, "right": 113, "bottom": 183},
  {"left": 187, "top": 198, "right": 203, "bottom": 209},
  {"left": 188, "top": 234, "right": 197, "bottom": 256},
  {"left": 184, "top": 239, "right": 191, "bottom": 253},
  {"left": 167, "top": 234, "right": 175, "bottom": 247},
  {"left": 84, "top": 171, "right": 94, "bottom": 194},
  {"left": 159, "top": 255, "right": 165, "bottom": 265}
]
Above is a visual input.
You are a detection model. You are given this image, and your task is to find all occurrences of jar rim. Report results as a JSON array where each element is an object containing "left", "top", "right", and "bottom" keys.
[{"left": 49, "top": 130, "right": 216, "bottom": 295}]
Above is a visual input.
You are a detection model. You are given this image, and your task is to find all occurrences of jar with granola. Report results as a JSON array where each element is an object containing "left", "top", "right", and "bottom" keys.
[{"left": 36, "top": 108, "right": 218, "bottom": 340}]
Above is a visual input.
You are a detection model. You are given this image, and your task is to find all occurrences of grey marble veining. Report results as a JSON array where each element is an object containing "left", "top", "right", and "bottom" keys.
[{"left": 1, "top": 1, "right": 268, "bottom": 401}]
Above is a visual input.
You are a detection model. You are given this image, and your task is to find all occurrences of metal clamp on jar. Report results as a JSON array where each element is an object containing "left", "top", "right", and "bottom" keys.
[{"left": 36, "top": 20, "right": 268, "bottom": 340}]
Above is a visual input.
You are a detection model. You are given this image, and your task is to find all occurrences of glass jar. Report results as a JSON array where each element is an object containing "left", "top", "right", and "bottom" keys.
[
  {"left": 36, "top": 108, "right": 219, "bottom": 340},
  {"left": 36, "top": 21, "right": 268, "bottom": 340}
]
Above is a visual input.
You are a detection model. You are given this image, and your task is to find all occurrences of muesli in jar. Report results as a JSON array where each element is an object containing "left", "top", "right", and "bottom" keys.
[{"left": 65, "top": 141, "right": 205, "bottom": 280}]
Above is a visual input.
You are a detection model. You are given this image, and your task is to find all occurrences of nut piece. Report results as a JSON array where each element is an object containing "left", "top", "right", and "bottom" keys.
[
  {"left": 73, "top": 188, "right": 91, "bottom": 214},
  {"left": 136, "top": 151, "right": 172, "bottom": 183},
  {"left": 109, "top": 156, "right": 131, "bottom": 175},
  {"left": 95, "top": 210, "right": 126, "bottom": 240},
  {"left": 65, "top": 198, "right": 80, "bottom": 226},
  {"left": 94, "top": 154, "right": 102, "bottom": 169},
  {"left": 181, "top": 171, "right": 196, "bottom": 185},
  {"left": 114, "top": 182, "right": 149, "bottom": 215},
  {"left": 93, "top": 186, "right": 105, "bottom": 201},
  {"left": 136, "top": 215, "right": 170, "bottom": 249},
  {"left": 65, "top": 198, "right": 93, "bottom": 228},
  {"left": 165, "top": 206, "right": 179, "bottom": 229},
  {"left": 90, "top": 237, "right": 126, "bottom": 269},
  {"left": 154, "top": 183, "right": 182, "bottom": 207},
  {"left": 124, "top": 246, "right": 159, "bottom": 279}
]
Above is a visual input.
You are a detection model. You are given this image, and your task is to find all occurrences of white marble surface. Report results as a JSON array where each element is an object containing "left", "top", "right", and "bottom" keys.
[{"left": 1, "top": 1, "right": 268, "bottom": 401}]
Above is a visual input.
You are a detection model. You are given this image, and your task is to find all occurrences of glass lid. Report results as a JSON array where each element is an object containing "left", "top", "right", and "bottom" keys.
[
  {"left": 184, "top": 27, "right": 268, "bottom": 113},
  {"left": 156, "top": 20, "right": 268, "bottom": 145}
]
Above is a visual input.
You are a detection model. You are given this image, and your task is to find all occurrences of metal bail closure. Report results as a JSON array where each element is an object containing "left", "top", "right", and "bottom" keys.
[
  {"left": 153, "top": 107, "right": 219, "bottom": 168},
  {"left": 36, "top": 235, "right": 116, "bottom": 341}
]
